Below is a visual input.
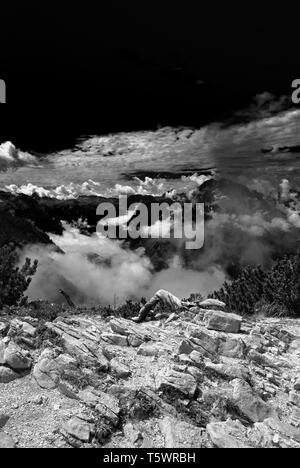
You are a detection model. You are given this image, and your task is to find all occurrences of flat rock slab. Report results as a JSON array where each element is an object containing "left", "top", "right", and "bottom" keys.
[
  {"left": 160, "top": 416, "right": 205, "bottom": 448},
  {"left": 232, "top": 379, "right": 277, "bottom": 423},
  {"left": 207, "top": 419, "right": 251, "bottom": 448},
  {"left": 156, "top": 370, "right": 197, "bottom": 399},
  {"left": 205, "top": 311, "right": 242, "bottom": 333}
]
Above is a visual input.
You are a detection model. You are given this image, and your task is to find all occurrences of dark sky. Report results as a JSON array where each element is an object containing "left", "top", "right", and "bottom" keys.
[{"left": 0, "top": 5, "right": 299, "bottom": 150}]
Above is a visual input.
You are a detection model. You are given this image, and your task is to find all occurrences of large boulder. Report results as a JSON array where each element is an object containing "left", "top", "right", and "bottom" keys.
[
  {"left": 232, "top": 379, "right": 277, "bottom": 423},
  {"left": 205, "top": 311, "right": 242, "bottom": 334}
]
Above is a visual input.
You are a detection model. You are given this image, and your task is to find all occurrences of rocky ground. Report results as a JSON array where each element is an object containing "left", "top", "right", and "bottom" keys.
[{"left": 0, "top": 304, "right": 299, "bottom": 449}]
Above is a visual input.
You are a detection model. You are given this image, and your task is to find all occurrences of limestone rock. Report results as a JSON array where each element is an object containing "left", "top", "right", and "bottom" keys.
[
  {"left": 101, "top": 333, "right": 128, "bottom": 347},
  {"left": 290, "top": 407, "right": 300, "bottom": 428},
  {"left": 33, "top": 358, "right": 60, "bottom": 389},
  {"left": 137, "top": 344, "right": 158, "bottom": 357},
  {"left": 156, "top": 370, "right": 197, "bottom": 398},
  {"left": 110, "top": 359, "right": 131, "bottom": 379},
  {"left": 0, "top": 366, "right": 19, "bottom": 383},
  {"left": 205, "top": 311, "right": 242, "bottom": 334},
  {"left": 123, "top": 422, "right": 142, "bottom": 444},
  {"left": 0, "top": 322, "right": 9, "bottom": 336},
  {"left": 219, "top": 336, "right": 245, "bottom": 359},
  {"left": 205, "top": 362, "right": 250, "bottom": 381},
  {"left": 199, "top": 299, "right": 226, "bottom": 309},
  {"left": 55, "top": 353, "right": 78, "bottom": 372},
  {"left": 0, "top": 432, "right": 16, "bottom": 448},
  {"left": 63, "top": 416, "right": 93, "bottom": 442},
  {"left": 289, "top": 392, "right": 300, "bottom": 408},
  {"left": 160, "top": 416, "right": 205, "bottom": 448},
  {"left": 189, "top": 328, "right": 219, "bottom": 356},
  {"left": 294, "top": 378, "right": 300, "bottom": 391},
  {"left": 207, "top": 419, "right": 251, "bottom": 448},
  {"left": 0, "top": 340, "right": 6, "bottom": 364},
  {"left": 248, "top": 349, "right": 280, "bottom": 369},
  {"left": 0, "top": 413, "right": 9, "bottom": 429},
  {"left": 177, "top": 339, "right": 194, "bottom": 356},
  {"left": 4, "top": 343, "right": 32, "bottom": 371},
  {"left": 232, "top": 379, "right": 277, "bottom": 423}
]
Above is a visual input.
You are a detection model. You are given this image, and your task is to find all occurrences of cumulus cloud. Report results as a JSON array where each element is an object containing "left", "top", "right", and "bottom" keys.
[
  {"left": 0, "top": 141, "right": 37, "bottom": 172},
  {"left": 20, "top": 224, "right": 153, "bottom": 305}
]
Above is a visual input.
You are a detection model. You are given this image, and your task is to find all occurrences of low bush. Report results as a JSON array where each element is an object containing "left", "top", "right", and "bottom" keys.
[{"left": 210, "top": 251, "right": 300, "bottom": 317}]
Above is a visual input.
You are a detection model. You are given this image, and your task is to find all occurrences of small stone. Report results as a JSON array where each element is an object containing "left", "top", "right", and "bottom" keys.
[
  {"left": 0, "top": 413, "right": 9, "bottom": 429},
  {"left": 4, "top": 343, "right": 32, "bottom": 371},
  {"left": 0, "top": 323, "right": 9, "bottom": 336},
  {"left": 21, "top": 322, "right": 36, "bottom": 337},
  {"left": 165, "top": 313, "right": 179, "bottom": 324},
  {"left": 156, "top": 370, "right": 197, "bottom": 399},
  {"left": 290, "top": 407, "right": 300, "bottom": 428},
  {"left": 31, "top": 396, "right": 44, "bottom": 405},
  {"left": 0, "top": 341, "right": 6, "bottom": 364},
  {"left": 137, "top": 344, "right": 158, "bottom": 357},
  {"left": 289, "top": 392, "right": 300, "bottom": 408},
  {"left": 0, "top": 432, "right": 16, "bottom": 448},
  {"left": 199, "top": 299, "right": 226, "bottom": 309},
  {"left": 33, "top": 358, "right": 60, "bottom": 389},
  {"left": 123, "top": 423, "right": 142, "bottom": 444},
  {"left": 63, "top": 417, "right": 93, "bottom": 442},
  {"left": 177, "top": 340, "right": 194, "bottom": 356},
  {"left": 110, "top": 359, "right": 131, "bottom": 379},
  {"left": 0, "top": 366, "right": 19, "bottom": 383},
  {"left": 294, "top": 379, "right": 300, "bottom": 392}
]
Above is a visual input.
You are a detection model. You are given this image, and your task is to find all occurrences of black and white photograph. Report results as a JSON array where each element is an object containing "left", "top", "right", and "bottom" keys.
[{"left": 0, "top": 4, "right": 299, "bottom": 452}]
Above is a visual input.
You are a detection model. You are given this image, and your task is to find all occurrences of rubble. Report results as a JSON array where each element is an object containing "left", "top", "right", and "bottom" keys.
[{"left": 0, "top": 300, "right": 299, "bottom": 448}]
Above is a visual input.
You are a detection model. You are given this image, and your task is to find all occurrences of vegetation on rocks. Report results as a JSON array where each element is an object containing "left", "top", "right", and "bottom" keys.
[
  {"left": 0, "top": 244, "right": 38, "bottom": 309},
  {"left": 211, "top": 251, "right": 300, "bottom": 317}
]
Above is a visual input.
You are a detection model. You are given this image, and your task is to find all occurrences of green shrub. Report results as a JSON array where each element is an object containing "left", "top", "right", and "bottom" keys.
[
  {"left": 210, "top": 251, "right": 300, "bottom": 317},
  {"left": 0, "top": 244, "right": 38, "bottom": 308}
]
